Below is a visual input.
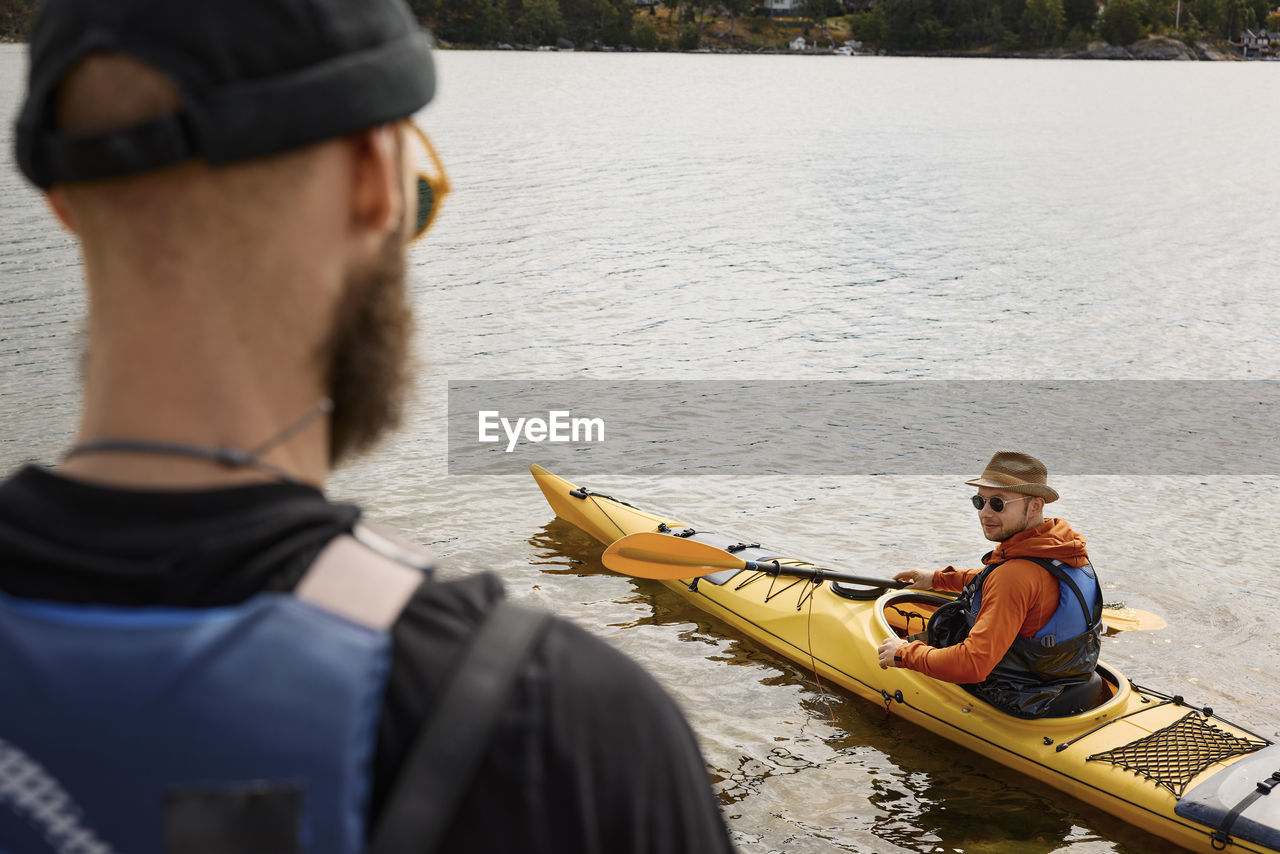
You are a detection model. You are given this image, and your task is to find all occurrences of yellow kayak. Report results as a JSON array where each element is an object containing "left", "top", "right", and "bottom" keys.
[{"left": 531, "top": 464, "right": 1280, "bottom": 854}]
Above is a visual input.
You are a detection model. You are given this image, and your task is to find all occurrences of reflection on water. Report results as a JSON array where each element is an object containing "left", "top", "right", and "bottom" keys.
[
  {"left": 871, "top": 775, "right": 1082, "bottom": 854},
  {"left": 716, "top": 746, "right": 823, "bottom": 806},
  {"left": 527, "top": 518, "right": 607, "bottom": 570}
]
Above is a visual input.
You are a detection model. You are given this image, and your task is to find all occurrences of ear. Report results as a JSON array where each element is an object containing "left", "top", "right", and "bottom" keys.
[
  {"left": 45, "top": 188, "right": 79, "bottom": 235},
  {"left": 347, "top": 124, "right": 403, "bottom": 240}
]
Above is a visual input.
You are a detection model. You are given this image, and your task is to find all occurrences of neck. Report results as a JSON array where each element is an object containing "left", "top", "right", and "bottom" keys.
[{"left": 62, "top": 234, "right": 343, "bottom": 491}]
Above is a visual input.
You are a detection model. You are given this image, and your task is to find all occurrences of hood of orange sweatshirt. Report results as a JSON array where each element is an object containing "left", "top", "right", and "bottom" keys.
[{"left": 984, "top": 517, "right": 1089, "bottom": 567}]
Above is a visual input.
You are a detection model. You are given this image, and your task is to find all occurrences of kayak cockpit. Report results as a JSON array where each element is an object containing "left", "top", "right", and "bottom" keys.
[{"left": 876, "top": 590, "right": 1126, "bottom": 720}]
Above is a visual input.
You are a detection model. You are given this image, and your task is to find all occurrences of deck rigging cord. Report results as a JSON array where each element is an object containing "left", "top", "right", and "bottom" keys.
[
  {"left": 804, "top": 575, "right": 838, "bottom": 727},
  {"left": 1086, "top": 707, "right": 1270, "bottom": 798},
  {"left": 569, "top": 487, "right": 637, "bottom": 540}
]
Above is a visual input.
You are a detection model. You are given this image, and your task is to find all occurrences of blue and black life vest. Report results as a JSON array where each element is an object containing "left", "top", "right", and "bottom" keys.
[
  {"left": 926, "top": 555, "right": 1103, "bottom": 718},
  {"left": 0, "top": 530, "right": 549, "bottom": 854}
]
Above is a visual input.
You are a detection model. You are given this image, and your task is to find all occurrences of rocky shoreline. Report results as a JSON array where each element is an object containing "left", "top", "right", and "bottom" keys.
[
  {"left": 0, "top": 32, "right": 1247, "bottom": 60},
  {"left": 1066, "top": 35, "right": 1241, "bottom": 59},
  {"left": 755, "top": 34, "right": 1244, "bottom": 58},
  {"left": 445, "top": 28, "right": 1251, "bottom": 58}
]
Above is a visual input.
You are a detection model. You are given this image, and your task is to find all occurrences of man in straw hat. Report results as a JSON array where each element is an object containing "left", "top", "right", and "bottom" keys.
[
  {"left": 876, "top": 452, "right": 1105, "bottom": 718},
  {"left": 0, "top": 0, "right": 734, "bottom": 850}
]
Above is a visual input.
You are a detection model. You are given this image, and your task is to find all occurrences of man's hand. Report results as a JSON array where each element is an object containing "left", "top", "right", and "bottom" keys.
[
  {"left": 893, "top": 569, "right": 934, "bottom": 590},
  {"left": 877, "top": 637, "right": 907, "bottom": 670}
]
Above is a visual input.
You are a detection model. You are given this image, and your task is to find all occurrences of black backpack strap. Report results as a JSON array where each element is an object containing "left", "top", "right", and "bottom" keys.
[{"left": 366, "top": 601, "right": 553, "bottom": 854}]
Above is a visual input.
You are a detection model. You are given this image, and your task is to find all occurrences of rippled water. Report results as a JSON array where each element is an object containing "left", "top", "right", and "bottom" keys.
[{"left": 3, "top": 44, "right": 1279, "bottom": 853}]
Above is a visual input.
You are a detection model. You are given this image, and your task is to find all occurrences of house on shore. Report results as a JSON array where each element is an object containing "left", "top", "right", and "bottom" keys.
[
  {"left": 1240, "top": 28, "right": 1274, "bottom": 57},
  {"left": 755, "top": 0, "right": 807, "bottom": 15}
]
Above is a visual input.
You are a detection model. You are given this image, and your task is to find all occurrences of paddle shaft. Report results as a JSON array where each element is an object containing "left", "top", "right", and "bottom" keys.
[
  {"left": 604, "top": 532, "right": 912, "bottom": 587},
  {"left": 602, "top": 532, "right": 1163, "bottom": 631},
  {"left": 720, "top": 558, "right": 1159, "bottom": 630},
  {"left": 739, "top": 559, "right": 909, "bottom": 590}
]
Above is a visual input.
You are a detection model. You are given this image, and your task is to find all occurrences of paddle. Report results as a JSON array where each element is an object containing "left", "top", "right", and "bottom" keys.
[
  {"left": 601, "top": 532, "right": 1166, "bottom": 632},
  {"left": 602, "top": 532, "right": 908, "bottom": 587}
]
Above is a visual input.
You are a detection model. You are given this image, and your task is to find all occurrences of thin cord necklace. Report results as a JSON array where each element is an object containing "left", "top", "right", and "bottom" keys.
[{"left": 63, "top": 398, "right": 334, "bottom": 486}]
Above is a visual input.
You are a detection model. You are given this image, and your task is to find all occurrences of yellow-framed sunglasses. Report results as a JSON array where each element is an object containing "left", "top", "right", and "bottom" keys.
[{"left": 405, "top": 121, "right": 451, "bottom": 243}]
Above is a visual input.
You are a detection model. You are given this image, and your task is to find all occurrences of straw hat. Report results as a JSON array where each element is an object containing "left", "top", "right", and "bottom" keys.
[{"left": 964, "top": 451, "right": 1059, "bottom": 503}]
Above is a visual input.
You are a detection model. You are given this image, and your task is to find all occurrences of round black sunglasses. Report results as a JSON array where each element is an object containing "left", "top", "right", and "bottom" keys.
[{"left": 970, "top": 494, "right": 1032, "bottom": 512}]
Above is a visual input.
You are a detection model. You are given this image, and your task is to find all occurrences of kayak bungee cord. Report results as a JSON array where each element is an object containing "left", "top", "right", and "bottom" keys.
[
  {"left": 886, "top": 603, "right": 931, "bottom": 637},
  {"left": 1086, "top": 710, "right": 1270, "bottom": 798},
  {"left": 1131, "top": 684, "right": 1274, "bottom": 746},
  {"left": 1055, "top": 685, "right": 1273, "bottom": 754},
  {"left": 733, "top": 563, "right": 823, "bottom": 610},
  {"left": 804, "top": 576, "right": 838, "bottom": 726},
  {"left": 568, "top": 486, "right": 641, "bottom": 510},
  {"left": 569, "top": 487, "right": 631, "bottom": 540}
]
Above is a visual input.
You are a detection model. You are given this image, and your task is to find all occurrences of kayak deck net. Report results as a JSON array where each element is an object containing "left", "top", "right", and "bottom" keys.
[{"left": 1087, "top": 710, "right": 1270, "bottom": 797}]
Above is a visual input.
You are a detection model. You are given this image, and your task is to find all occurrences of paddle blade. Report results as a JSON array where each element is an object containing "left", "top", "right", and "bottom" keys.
[
  {"left": 1101, "top": 606, "right": 1166, "bottom": 633},
  {"left": 602, "top": 532, "right": 748, "bottom": 580}
]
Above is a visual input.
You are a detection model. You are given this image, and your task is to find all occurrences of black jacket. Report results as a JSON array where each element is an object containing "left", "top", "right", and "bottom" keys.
[{"left": 0, "top": 465, "right": 735, "bottom": 853}]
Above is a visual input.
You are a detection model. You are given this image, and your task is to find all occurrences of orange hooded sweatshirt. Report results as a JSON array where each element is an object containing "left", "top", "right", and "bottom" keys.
[{"left": 896, "top": 518, "right": 1090, "bottom": 684}]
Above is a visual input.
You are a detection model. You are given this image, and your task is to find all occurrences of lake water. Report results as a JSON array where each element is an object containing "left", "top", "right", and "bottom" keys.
[{"left": 3, "top": 45, "right": 1279, "bottom": 853}]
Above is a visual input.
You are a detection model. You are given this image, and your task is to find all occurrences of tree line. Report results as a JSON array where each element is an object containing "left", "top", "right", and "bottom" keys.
[
  {"left": 407, "top": 0, "right": 637, "bottom": 46},
  {"left": 407, "top": 0, "right": 793, "bottom": 49},
  {"left": 405, "top": 0, "right": 1277, "bottom": 51},
  {"left": 1, "top": 0, "right": 1276, "bottom": 53},
  {"left": 844, "top": 0, "right": 1276, "bottom": 51},
  {"left": 406, "top": 0, "right": 1274, "bottom": 49},
  {"left": 0, "top": 0, "right": 34, "bottom": 39}
]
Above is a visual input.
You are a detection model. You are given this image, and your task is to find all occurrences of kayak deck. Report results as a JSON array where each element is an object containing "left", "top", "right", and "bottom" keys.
[{"left": 531, "top": 464, "right": 1278, "bottom": 854}]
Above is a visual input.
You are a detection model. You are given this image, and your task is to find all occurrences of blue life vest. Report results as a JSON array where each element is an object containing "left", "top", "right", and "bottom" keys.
[
  {"left": 969, "top": 558, "right": 1101, "bottom": 648},
  {"left": 926, "top": 555, "right": 1104, "bottom": 718},
  {"left": 0, "top": 534, "right": 422, "bottom": 854}
]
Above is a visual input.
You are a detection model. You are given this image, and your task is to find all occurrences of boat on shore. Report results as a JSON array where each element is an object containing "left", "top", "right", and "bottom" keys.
[{"left": 531, "top": 464, "right": 1280, "bottom": 854}]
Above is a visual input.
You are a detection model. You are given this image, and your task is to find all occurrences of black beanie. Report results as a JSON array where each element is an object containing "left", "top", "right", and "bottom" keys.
[{"left": 15, "top": 0, "right": 436, "bottom": 188}]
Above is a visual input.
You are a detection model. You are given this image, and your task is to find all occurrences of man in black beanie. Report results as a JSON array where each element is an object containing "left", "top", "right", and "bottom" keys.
[{"left": 0, "top": 2, "right": 734, "bottom": 852}]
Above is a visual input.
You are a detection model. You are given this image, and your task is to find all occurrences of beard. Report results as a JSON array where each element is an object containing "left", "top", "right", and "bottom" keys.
[
  {"left": 321, "top": 228, "right": 415, "bottom": 466},
  {"left": 984, "top": 504, "right": 1034, "bottom": 542}
]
